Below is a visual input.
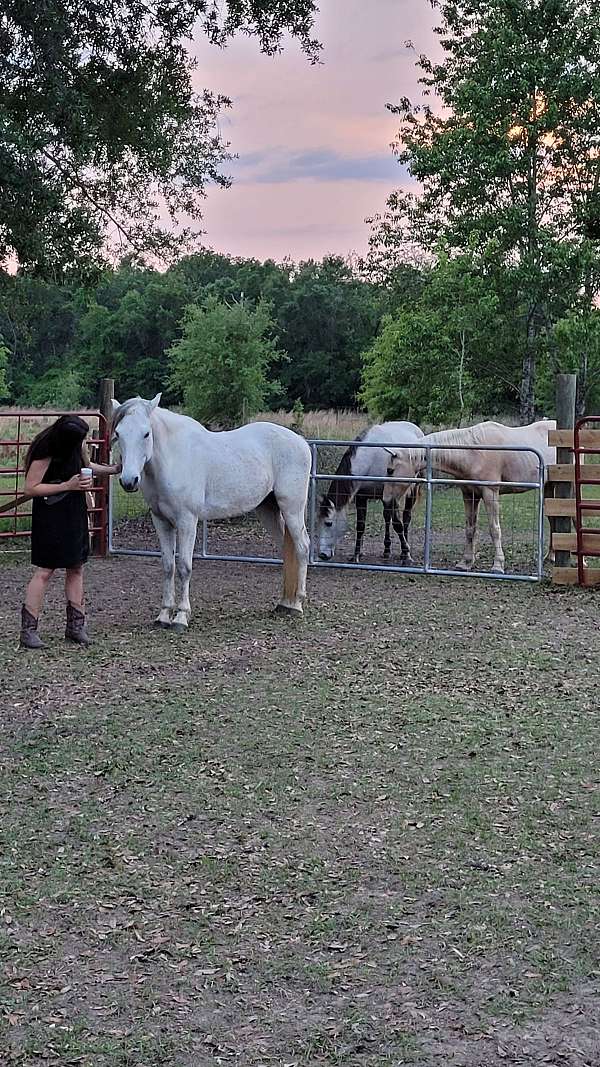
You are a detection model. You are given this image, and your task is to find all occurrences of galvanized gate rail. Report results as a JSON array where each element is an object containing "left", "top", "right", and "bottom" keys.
[{"left": 108, "top": 438, "right": 546, "bottom": 583}]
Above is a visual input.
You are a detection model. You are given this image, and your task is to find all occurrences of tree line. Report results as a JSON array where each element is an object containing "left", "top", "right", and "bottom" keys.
[{"left": 2, "top": 244, "right": 599, "bottom": 425}]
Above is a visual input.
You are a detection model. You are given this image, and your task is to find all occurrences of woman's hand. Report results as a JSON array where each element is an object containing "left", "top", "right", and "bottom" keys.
[
  {"left": 88, "top": 461, "right": 122, "bottom": 476},
  {"left": 65, "top": 473, "right": 93, "bottom": 492}
]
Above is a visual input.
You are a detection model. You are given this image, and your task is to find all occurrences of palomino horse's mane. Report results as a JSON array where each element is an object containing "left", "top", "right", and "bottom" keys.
[
  {"left": 407, "top": 419, "right": 555, "bottom": 475},
  {"left": 320, "top": 426, "right": 371, "bottom": 514},
  {"left": 415, "top": 424, "right": 489, "bottom": 469}
]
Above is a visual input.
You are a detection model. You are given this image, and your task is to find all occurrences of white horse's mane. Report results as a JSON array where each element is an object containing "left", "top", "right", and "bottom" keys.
[
  {"left": 112, "top": 398, "right": 200, "bottom": 439},
  {"left": 112, "top": 396, "right": 144, "bottom": 426}
]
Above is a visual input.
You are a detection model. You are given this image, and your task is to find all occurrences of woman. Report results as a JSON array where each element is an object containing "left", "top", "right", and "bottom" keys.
[{"left": 20, "top": 415, "right": 120, "bottom": 649}]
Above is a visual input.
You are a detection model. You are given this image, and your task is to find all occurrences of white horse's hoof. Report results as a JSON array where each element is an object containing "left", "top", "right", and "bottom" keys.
[
  {"left": 492, "top": 564, "right": 505, "bottom": 574},
  {"left": 153, "top": 619, "right": 172, "bottom": 629},
  {"left": 456, "top": 561, "right": 472, "bottom": 572},
  {"left": 170, "top": 622, "right": 188, "bottom": 635},
  {"left": 273, "top": 603, "right": 303, "bottom": 618}
]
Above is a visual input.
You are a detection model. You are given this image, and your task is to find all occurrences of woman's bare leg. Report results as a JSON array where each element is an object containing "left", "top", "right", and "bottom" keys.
[
  {"left": 25, "top": 567, "right": 54, "bottom": 617},
  {"left": 65, "top": 565, "right": 85, "bottom": 607}
]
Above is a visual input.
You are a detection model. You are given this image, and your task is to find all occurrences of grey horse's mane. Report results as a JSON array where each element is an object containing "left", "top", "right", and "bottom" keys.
[
  {"left": 111, "top": 397, "right": 149, "bottom": 431},
  {"left": 320, "top": 425, "right": 376, "bottom": 514}
]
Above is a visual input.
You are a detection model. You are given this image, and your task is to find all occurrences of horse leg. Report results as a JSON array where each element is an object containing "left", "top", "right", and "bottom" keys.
[
  {"left": 481, "top": 487, "right": 504, "bottom": 573},
  {"left": 353, "top": 494, "right": 368, "bottom": 562},
  {"left": 382, "top": 497, "right": 392, "bottom": 559},
  {"left": 151, "top": 513, "right": 176, "bottom": 627},
  {"left": 457, "top": 490, "right": 481, "bottom": 571},
  {"left": 543, "top": 480, "right": 555, "bottom": 564},
  {"left": 275, "top": 504, "right": 310, "bottom": 615},
  {"left": 392, "top": 491, "right": 415, "bottom": 565},
  {"left": 171, "top": 515, "right": 198, "bottom": 634}
]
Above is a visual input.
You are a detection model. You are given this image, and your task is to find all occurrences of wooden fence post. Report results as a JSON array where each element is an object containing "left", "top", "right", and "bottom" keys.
[
  {"left": 554, "top": 373, "right": 577, "bottom": 569},
  {"left": 96, "top": 378, "right": 114, "bottom": 556},
  {"left": 99, "top": 378, "right": 115, "bottom": 441}
]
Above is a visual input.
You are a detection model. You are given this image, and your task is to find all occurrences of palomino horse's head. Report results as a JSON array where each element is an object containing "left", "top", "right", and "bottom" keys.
[
  {"left": 382, "top": 447, "right": 424, "bottom": 505},
  {"left": 317, "top": 496, "right": 348, "bottom": 560},
  {"left": 111, "top": 394, "right": 161, "bottom": 492}
]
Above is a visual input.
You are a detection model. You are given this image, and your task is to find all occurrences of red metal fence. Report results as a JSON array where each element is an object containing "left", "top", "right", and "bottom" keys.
[{"left": 0, "top": 411, "right": 110, "bottom": 556}]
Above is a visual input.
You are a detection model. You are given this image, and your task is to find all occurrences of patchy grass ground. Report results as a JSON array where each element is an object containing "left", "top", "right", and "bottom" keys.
[{"left": 1, "top": 541, "right": 599, "bottom": 1067}]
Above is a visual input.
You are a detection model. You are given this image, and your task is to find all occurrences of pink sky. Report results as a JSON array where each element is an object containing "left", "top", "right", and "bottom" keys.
[{"left": 192, "top": 1, "right": 436, "bottom": 262}]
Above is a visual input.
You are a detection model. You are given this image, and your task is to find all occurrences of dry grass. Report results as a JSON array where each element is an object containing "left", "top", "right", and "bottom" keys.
[{"left": 255, "top": 408, "right": 368, "bottom": 441}]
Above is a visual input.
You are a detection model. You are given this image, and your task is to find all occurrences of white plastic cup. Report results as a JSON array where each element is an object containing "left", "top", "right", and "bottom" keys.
[{"left": 81, "top": 467, "right": 92, "bottom": 479}]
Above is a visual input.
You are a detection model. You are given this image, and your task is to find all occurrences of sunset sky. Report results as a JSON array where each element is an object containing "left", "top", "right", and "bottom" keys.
[{"left": 192, "top": 1, "right": 437, "bottom": 262}]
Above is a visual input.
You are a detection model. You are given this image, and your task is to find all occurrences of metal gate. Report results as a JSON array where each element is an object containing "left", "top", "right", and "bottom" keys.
[
  {"left": 108, "top": 438, "right": 546, "bottom": 582},
  {"left": 0, "top": 411, "right": 110, "bottom": 555}
]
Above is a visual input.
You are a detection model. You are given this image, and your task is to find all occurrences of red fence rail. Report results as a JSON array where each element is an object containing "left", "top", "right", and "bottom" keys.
[{"left": 0, "top": 410, "right": 110, "bottom": 556}]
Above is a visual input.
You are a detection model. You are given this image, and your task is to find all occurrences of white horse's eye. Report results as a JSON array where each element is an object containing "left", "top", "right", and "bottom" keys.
[{"left": 144, "top": 432, "right": 150, "bottom": 439}]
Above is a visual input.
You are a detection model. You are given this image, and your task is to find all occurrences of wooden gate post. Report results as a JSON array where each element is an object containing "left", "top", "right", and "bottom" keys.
[
  {"left": 99, "top": 378, "right": 115, "bottom": 440},
  {"left": 97, "top": 378, "right": 114, "bottom": 556},
  {"left": 554, "top": 373, "right": 577, "bottom": 569}
]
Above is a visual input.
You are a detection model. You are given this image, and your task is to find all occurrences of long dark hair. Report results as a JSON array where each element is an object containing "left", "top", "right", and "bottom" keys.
[{"left": 25, "top": 415, "right": 89, "bottom": 473}]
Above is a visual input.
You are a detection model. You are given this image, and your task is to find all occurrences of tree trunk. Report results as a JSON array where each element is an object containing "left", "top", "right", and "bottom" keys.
[
  {"left": 520, "top": 310, "right": 536, "bottom": 424},
  {"left": 576, "top": 350, "right": 587, "bottom": 416},
  {"left": 458, "top": 329, "right": 466, "bottom": 426},
  {"left": 520, "top": 98, "right": 539, "bottom": 426}
]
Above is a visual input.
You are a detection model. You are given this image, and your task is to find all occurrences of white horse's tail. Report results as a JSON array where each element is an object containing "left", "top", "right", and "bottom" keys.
[
  {"left": 257, "top": 492, "right": 301, "bottom": 605},
  {"left": 283, "top": 526, "right": 299, "bottom": 603}
]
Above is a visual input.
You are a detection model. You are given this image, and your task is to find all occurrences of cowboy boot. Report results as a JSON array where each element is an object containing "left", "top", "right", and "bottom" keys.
[
  {"left": 19, "top": 605, "right": 44, "bottom": 649},
  {"left": 65, "top": 601, "right": 91, "bottom": 646}
]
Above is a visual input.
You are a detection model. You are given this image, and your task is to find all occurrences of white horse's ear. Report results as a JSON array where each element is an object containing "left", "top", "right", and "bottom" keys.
[
  {"left": 149, "top": 393, "right": 162, "bottom": 410},
  {"left": 110, "top": 398, "right": 120, "bottom": 413}
]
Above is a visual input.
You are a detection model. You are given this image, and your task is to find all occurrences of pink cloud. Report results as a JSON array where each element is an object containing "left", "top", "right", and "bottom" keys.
[{"left": 191, "top": 0, "right": 436, "bottom": 261}]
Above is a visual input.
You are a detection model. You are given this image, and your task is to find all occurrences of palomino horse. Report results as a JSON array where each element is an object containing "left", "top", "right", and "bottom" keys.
[
  {"left": 383, "top": 420, "right": 555, "bottom": 573},
  {"left": 317, "top": 421, "right": 424, "bottom": 563},
  {"left": 111, "top": 395, "right": 311, "bottom": 627}
]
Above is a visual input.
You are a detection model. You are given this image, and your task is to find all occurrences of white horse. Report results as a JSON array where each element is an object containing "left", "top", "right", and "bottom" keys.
[
  {"left": 111, "top": 395, "right": 311, "bottom": 628},
  {"left": 317, "top": 421, "right": 424, "bottom": 563},
  {"left": 383, "top": 420, "right": 555, "bottom": 573}
]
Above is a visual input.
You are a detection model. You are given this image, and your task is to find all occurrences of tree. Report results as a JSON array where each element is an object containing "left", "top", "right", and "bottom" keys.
[
  {"left": 371, "top": 0, "right": 600, "bottom": 421},
  {"left": 0, "top": 271, "right": 80, "bottom": 398},
  {"left": 0, "top": 337, "right": 8, "bottom": 398},
  {"left": 169, "top": 296, "right": 282, "bottom": 425},
  {"left": 0, "top": 1, "right": 319, "bottom": 274},
  {"left": 538, "top": 306, "right": 600, "bottom": 414},
  {"left": 73, "top": 263, "right": 192, "bottom": 398},
  {"left": 360, "top": 252, "right": 503, "bottom": 424},
  {"left": 276, "top": 256, "right": 384, "bottom": 409}
]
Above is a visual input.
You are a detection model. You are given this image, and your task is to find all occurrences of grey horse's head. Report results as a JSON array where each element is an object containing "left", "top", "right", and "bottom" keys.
[
  {"left": 111, "top": 394, "right": 161, "bottom": 492},
  {"left": 316, "top": 496, "right": 348, "bottom": 560}
]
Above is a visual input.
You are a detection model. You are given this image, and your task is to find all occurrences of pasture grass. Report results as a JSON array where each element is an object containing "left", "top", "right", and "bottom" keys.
[{"left": 0, "top": 555, "right": 599, "bottom": 1065}]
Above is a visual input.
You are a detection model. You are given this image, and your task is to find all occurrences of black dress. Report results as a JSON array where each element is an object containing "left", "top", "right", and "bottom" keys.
[{"left": 31, "top": 454, "right": 89, "bottom": 569}]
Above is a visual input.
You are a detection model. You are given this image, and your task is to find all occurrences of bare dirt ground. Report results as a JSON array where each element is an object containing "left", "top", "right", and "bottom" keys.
[{"left": 1, "top": 529, "right": 599, "bottom": 1066}]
